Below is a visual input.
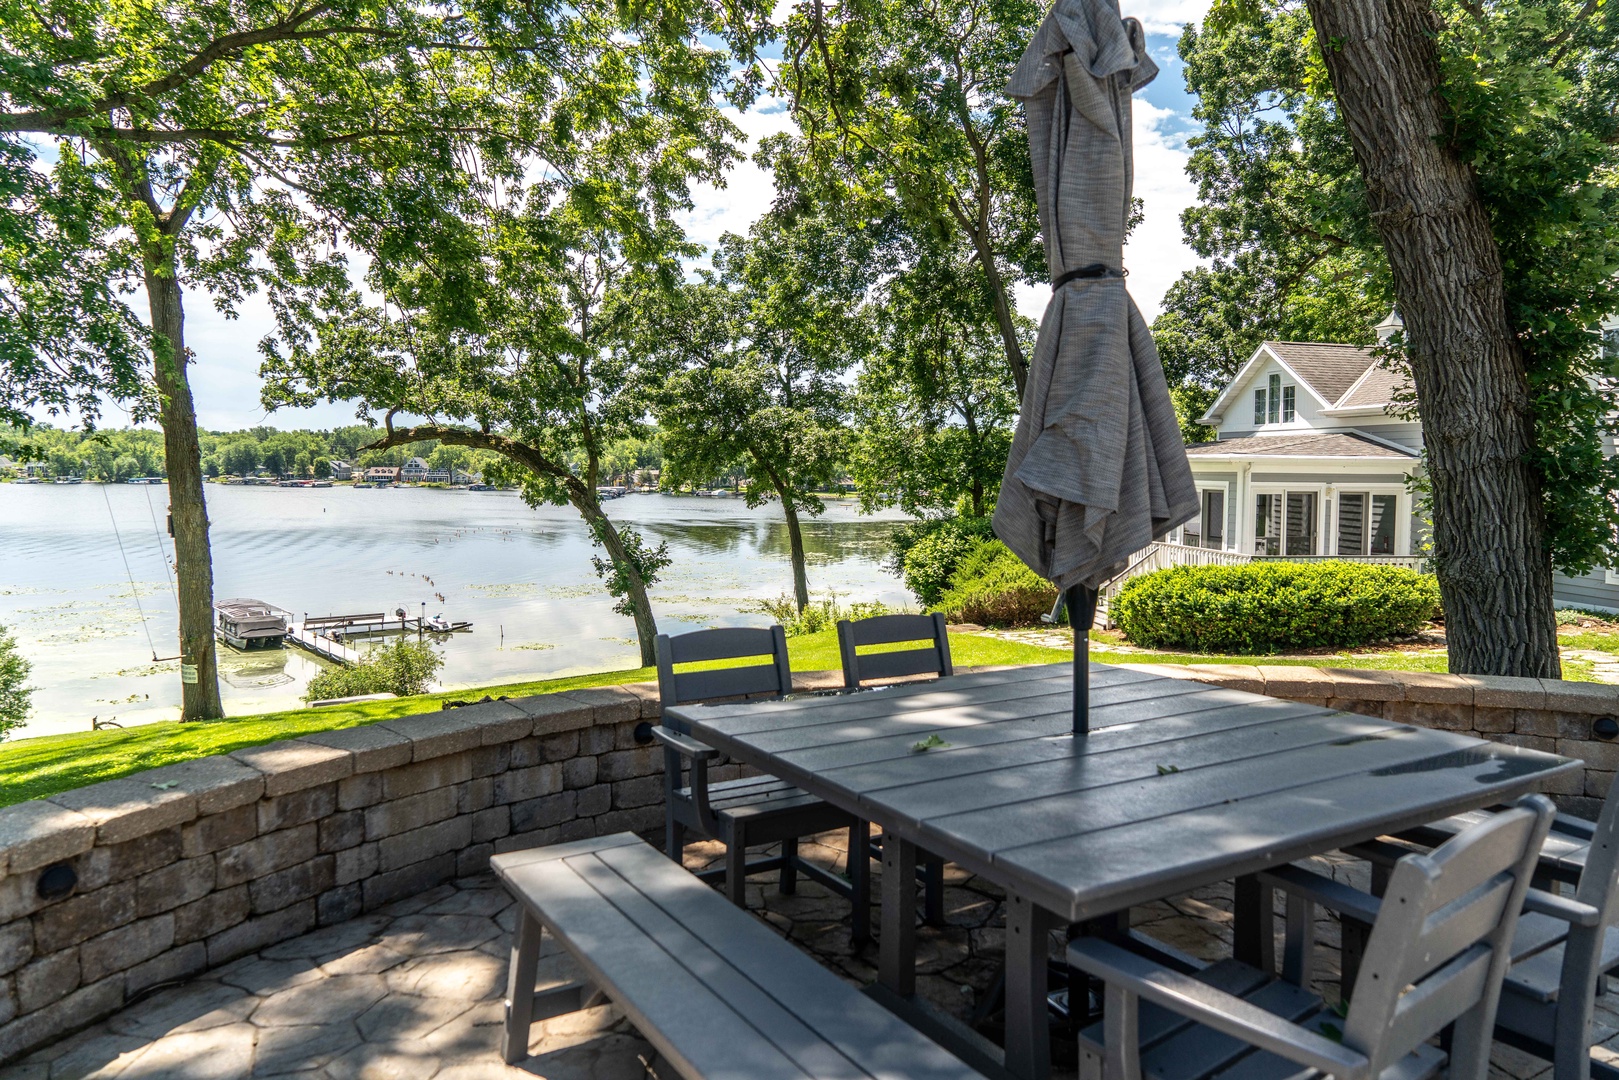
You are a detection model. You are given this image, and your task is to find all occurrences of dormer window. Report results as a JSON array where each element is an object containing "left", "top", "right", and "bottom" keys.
[{"left": 1252, "top": 373, "right": 1296, "bottom": 426}]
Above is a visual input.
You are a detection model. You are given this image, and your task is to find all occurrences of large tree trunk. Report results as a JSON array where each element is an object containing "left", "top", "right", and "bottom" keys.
[
  {"left": 760, "top": 459, "right": 811, "bottom": 612},
  {"left": 144, "top": 250, "right": 225, "bottom": 719},
  {"left": 579, "top": 501, "right": 660, "bottom": 666},
  {"left": 1305, "top": 0, "right": 1560, "bottom": 678}
]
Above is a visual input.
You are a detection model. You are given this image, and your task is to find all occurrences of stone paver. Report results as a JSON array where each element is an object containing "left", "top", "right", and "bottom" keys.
[{"left": 3, "top": 830, "right": 1612, "bottom": 1080}]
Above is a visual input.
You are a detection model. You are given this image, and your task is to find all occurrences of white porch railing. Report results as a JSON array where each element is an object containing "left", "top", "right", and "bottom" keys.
[{"left": 1092, "top": 542, "right": 1430, "bottom": 627}]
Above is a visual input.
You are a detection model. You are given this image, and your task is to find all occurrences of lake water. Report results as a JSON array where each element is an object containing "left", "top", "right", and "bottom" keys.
[{"left": 0, "top": 484, "right": 912, "bottom": 739}]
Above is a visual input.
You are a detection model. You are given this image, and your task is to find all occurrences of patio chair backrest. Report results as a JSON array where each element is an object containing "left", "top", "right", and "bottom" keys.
[
  {"left": 1570, "top": 771, "right": 1619, "bottom": 923},
  {"left": 656, "top": 625, "right": 793, "bottom": 707},
  {"left": 1345, "top": 794, "right": 1555, "bottom": 1080},
  {"left": 837, "top": 613, "right": 953, "bottom": 689}
]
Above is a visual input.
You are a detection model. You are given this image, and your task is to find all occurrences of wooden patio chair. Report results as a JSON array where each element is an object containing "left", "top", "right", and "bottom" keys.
[
  {"left": 651, "top": 625, "right": 870, "bottom": 943},
  {"left": 838, "top": 611, "right": 953, "bottom": 924},
  {"left": 1070, "top": 794, "right": 1555, "bottom": 1080},
  {"left": 1325, "top": 774, "right": 1619, "bottom": 1080}
]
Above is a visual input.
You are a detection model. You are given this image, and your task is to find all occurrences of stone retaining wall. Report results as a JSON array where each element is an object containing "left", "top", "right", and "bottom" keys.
[
  {"left": 0, "top": 681, "right": 708, "bottom": 1063},
  {"left": 1126, "top": 663, "right": 1619, "bottom": 818}
]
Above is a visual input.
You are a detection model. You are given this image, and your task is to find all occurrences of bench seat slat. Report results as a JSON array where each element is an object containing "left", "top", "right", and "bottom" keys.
[
  {"left": 593, "top": 842, "right": 985, "bottom": 1080},
  {"left": 500, "top": 848, "right": 816, "bottom": 1080},
  {"left": 494, "top": 834, "right": 986, "bottom": 1080}
]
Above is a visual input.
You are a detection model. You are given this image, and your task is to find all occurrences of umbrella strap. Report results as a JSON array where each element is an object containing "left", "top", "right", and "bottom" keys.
[{"left": 1052, "top": 264, "right": 1125, "bottom": 290}]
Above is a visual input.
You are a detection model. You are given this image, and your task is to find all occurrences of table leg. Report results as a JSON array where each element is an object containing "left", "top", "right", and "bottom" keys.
[
  {"left": 879, "top": 835, "right": 918, "bottom": 997},
  {"left": 1233, "top": 874, "right": 1274, "bottom": 972},
  {"left": 1005, "top": 893, "right": 1056, "bottom": 1080}
]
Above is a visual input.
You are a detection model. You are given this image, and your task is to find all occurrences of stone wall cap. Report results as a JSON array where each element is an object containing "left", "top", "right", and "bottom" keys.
[
  {"left": 619, "top": 681, "right": 661, "bottom": 719},
  {"left": 0, "top": 798, "right": 97, "bottom": 876},
  {"left": 1541, "top": 679, "right": 1619, "bottom": 715},
  {"left": 228, "top": 740, "right": 354, "bottom": 798},
  {"left": 1384, "top": 670, "right": 1474, "bottom": 705},
  {"left": 1323, "top": 668, "right": 1408, "bottom": 702},
  {"left": 135, "top": 755, "right": 266, "bottom": 815},
  {"left": 1466, "top": 674, "right": 1547, "bottom": 710},
  {"left": 1254, "top": 665, "right": 1334, "bottom": 696},
  {"left": 1117, "top": 663, "right": 1203, "bottom": 682},
  {"left": 46, "top": 777, "right": 198, "bottom": 847},
  {"left": 1180, "top": 664, "right": 1266, "bottom": 693},
  {"left": 377, "top": 709, "right": 490, "bottom": 761},
  {"left": 556, "top": 686, "right": 641, "bottom": 724},
  {"left": 299, "top": 724, "right": 414, "bottom": 773}
]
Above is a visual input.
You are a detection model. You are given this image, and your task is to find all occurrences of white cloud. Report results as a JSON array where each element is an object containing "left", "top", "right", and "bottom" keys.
[
  {"left": 677, "top": 95, "right": 798, "bottom": 253},
  {"left": 1125, "top": 0, "right": 1211, "bottom": 36}
]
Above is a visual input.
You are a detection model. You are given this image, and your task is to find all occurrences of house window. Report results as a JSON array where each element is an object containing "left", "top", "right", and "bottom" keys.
[
  {"left": 1255, "top": 491, "right": 1318, "bottom": 556},
  {"left": 1182, "top": 489, "right": 1226, "bottom": 549},
  {"left": 1337, "top": 493, "right": 1398, "bottom": 556},
  {"left": 1253, "top": 374, "right": 1297, "bottom": 426}
]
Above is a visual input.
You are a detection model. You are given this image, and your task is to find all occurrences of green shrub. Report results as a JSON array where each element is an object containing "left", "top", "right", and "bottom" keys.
[
  {"left": 305, "top": 639, "right": 445, "bottom": 702},
  {"left": 886, "top": 515, "right": 996, "bottom": 605},
  {"left": 1112, "top": 562, "right": 1441, "bottom": 652},
  {"left": 932, "top": 540, "right": 1058, "bottom": 627},
  {"left": 751, "top": 593, "right": 893, "bottom": 637}
]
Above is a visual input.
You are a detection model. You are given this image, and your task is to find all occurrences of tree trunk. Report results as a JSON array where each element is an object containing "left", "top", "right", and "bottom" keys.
[
  {"left": 144, "top": 249, "right": 225, "bottom": 719},
  {"left": 962, "top": 404, "right": 985, "bottom": 518},
  {"left": 968, "top": 230, "right": 1029, "bottom": 401},
  {"left": 577, "top": 499, "right": 659, "bottom": 666},
  {"left": 1305, "top": 0, "right": 1560, "bottom": 678},
  {"left": 761, "top": 460, "right": 811, "bottom": 612}
]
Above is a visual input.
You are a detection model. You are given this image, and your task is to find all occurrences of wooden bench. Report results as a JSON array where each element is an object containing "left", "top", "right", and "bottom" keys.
[{"left": 491, "top": 833, "right": 987, "bottom": 1079}]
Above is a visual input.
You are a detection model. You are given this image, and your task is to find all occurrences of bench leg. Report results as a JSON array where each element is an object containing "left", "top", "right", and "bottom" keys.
[
  {"left": 725, "top": 827, "right": 748, "bottom": 908},
  {"left": 780, "top": 836, "right": 799, "bottom": 895},
  {"left": 851, "top": 821, "right": 871, "bottom": 947},
  {"left": 503, "top": 908, "right": 543, "bottom": 1064}
]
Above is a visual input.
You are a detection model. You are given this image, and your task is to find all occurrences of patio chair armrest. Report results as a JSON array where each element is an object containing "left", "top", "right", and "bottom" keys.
[
  {"left": 649, "top": 726, "right": 719, "bottom": 762},
  {"left": 1524, "top": 887, "right": 1603, "bottom": 928},
  {"left": 1258, "top": 863, "right": 1382, "bottom": 925},
  {"left": 649, "top": 727, "right": 722, "bottom": 834},
  {"left": 1550, "top": 812, "right": 1598, "bottom": 842},
  {"left": 1068, "top": 937, "right": 1371, "bottom": 1080}
]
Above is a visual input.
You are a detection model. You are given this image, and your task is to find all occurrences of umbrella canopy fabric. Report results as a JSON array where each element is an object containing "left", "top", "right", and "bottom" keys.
[{"left": 993, "top": 0, "right": 1198, "bottom": 591}]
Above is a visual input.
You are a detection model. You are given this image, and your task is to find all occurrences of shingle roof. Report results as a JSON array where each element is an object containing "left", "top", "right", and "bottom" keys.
[
  {"left": 1335, "top": 364, "right": 1410, "bottom": 409},
  {"left": 1185, "top": 432, "right": 1415, "bottom": 459},
  {"left": 1265, "top": 342, "right": 1378, "bottom": 403}
]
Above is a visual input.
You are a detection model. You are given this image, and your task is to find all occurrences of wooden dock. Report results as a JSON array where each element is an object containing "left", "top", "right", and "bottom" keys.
[{"left": 286, "top": 624, "right": 360, "bottom": 666}]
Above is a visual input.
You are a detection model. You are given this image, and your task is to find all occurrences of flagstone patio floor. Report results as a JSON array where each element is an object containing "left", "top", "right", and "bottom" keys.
[{"left": 1, "top": 829, "right": 1611, "bottom": 1080}]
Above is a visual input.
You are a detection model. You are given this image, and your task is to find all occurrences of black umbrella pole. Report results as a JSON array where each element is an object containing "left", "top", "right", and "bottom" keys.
[{"left": 1068, "top": 584, "right": 1101, "bottom": 735}]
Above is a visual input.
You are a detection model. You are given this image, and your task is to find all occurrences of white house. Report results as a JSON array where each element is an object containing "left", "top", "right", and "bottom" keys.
[{"left": 1177, "top": 312, "right": 1619, "bottom": 612}]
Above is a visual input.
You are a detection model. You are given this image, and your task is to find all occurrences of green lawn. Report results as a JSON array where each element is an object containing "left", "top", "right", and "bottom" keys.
[{"left": 0, "top": 630, "right": 1070, "bottom": 808}]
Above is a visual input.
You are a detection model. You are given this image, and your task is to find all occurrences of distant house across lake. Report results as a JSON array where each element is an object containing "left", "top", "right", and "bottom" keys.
[{"left": 365, "top": 465, "right": 402, "bottom": 484}]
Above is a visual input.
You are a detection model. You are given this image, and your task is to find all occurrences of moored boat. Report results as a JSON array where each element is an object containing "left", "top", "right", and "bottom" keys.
[{"left": 214, "top": 598, "right": 289, "bottom": 650}]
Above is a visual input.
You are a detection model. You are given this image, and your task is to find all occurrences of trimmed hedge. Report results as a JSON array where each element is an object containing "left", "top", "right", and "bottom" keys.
[
  {"left": 1112, "top": 562, "right": 1441, "bottom": 652},
  {"left": 932, "top": 539, "right": 1058, "bottom": 627}
]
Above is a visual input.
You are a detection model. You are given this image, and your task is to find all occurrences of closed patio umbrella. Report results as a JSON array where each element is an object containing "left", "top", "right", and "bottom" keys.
[{"left": 995, "top": 0, "right": 1199, "bottom": 733}]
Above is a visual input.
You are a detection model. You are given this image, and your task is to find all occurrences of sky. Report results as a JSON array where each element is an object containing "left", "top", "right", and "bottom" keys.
[{"left": 165, "top": 0, "right": 1212, "bottom": 432}]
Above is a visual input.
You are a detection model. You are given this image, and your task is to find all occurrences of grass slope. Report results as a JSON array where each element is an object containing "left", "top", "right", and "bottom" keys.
[{"left": 0, "top": 631, "right": 1069, "bottom": 808}]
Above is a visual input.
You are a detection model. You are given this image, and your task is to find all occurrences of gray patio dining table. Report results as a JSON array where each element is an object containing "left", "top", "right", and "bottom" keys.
[{"left": 661, "top": 662, "right": 1578, "bottom": 1080}]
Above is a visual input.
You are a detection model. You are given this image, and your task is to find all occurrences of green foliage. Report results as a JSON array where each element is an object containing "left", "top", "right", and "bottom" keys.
[
  {"left": 1113, "top": 563, "right": 1441, "bottom": 653},
  {"left": 932, "top": 540, "right": 1058, "bottom": 627},
  {"left": 589, "top": 521, "right": 672, "bottom": 620},
  {"left": 0, "top": 624, "right": 33, "bottom": 740},
  {"left": 850, "top": 238, "right": 1023, "bottom": 518},
  {"left": 751, "top": 593, "right": 893, "bottom": 637},
  {"left": 1163, "top": 1, "right": 1619, "bottom": 578},
  {"left": 886, "top": 515, "right": 997, "bottom": 606},
  {"left": 764, "top": 0, "right": 1044, "bottom": 394},
  {"left": 305, "top": 640, "right": 445, "bottom": 702}
]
